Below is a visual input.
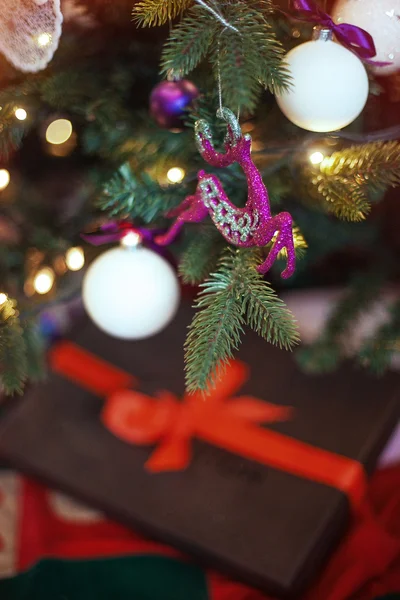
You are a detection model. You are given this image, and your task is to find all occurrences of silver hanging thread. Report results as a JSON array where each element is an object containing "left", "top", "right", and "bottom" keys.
[
  {"left": 195, "top": 1, "right": 241, "bottom": 120},
  {"left": 194, "top": 0, "right": 239, "bottom": 33},
  {"left": 217, "top": 39, "right": 223, "bottom": 113}
]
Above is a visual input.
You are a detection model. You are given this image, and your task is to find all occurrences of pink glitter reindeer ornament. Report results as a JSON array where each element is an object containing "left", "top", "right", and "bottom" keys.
[{"left": 155, "top": 108, "right": 296, "bottom": 278}]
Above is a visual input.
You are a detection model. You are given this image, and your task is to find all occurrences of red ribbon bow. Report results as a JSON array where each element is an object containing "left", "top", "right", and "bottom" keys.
[
  {"left": 102, "top": 361, "right": 292, "bottom": 473},
  {"left": 50, "top": 342, "right": 368, "bottom": 512}
]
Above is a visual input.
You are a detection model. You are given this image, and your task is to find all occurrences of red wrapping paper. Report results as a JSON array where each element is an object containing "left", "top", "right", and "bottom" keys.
[{"left": 13, "top": 464, "right": 400, "bottom": 600}]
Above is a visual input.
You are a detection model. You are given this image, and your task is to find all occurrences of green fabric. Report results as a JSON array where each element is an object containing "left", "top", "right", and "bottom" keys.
[
  {"left": 0, "top": 555, "right": 397, "bottom": 600},
  {"left": 0, "top": 556, "right": 209, "bottom": 600}
]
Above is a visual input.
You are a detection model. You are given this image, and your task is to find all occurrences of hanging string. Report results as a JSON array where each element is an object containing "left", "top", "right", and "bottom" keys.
[
  {"left": 194, "top": 1, "right": 241, "bottom": 117},
  {"left": 216, "top": 39, "right": 223, "bottom": 113},
  {"left": 194, "top": 0, "right": 239, "bottom": 33}
]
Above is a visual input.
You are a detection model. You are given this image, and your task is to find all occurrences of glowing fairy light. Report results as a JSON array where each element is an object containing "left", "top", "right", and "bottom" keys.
[
  {"left": 37, "top": 33, "right": 52, "bottom": 47},
  {"left": 46, "top": 119, "right": 73, "bottom": 145},
  {"left": 121, "top": 231, "right": 141, "bottom": 248},
  {"left": 65, "top": 247, "right": 85, "bottom": 271},
  {"left": 0, "top": 169, "right": 10, "bottom": 191},
  {"left": 309, "top": 151, "right": 325, "bottom": 165},
  {"left": 0, "top": 293, "right": 7, "bottom": 305},
  {"left": 14, "top": 108, "right": 27, "bottom": 121},
  {"left": 33, "top": 267, "right": 55, "bottom": 295},
  {"left": 167, "top": 167, "right": 185, "bottom": 184}
]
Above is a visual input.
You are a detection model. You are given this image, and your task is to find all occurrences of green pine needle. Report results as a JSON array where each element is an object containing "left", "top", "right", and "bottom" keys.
[
  {"left": 214, "top": 27, "right": 262, "bottom": 114},
  {"left": 159, "top": 1, "right": 290, "bottom": 113},
  {"left": 0, "top": 298, "right": 28, "bottom": 395},
  {"left": 243, "top": 250, "right": 300, "bottom": 348},
  {"left": 98, "top": 163, "right": 186, "bottom": 223},
  {"left": 307, "top": 141, "right": 400, "bottom": 221},
  {"left": 322, "top": 141, "right": 400, "bottom": 192},
  {"left": 296, "top": 270, "right": 386, "bottom": 373},
  {"left": 358, "top": 299, "right": 400, "bottom": 374},
  {"left": 161, "top": 6, "right": 217, "bottom": 78},
  {"left": 296, "top": 340, "right": 341, "bottom": 374},
  {"left": 222, "top": 3, "right": 291, "bottom": 97},
  {"left": 310, "top": 173, "right": 370, "bottom": 222},
  {"left": 133, "top": 0, "right": 192, "bottom": 27},
  {"left": 21, "top": 320, "right": 46, "bottom": 382},
  {"left": 185, "top": 247, "right": 298, "bottom": 393},
  {"left": 0, "top": 104, "right": 27, "bottom": 160},
  {"left": 179, "top": 228, "right": 223, "bottom": 285},
  {"left": 325, "top": 271, "right": 385, "bottom": 339}
]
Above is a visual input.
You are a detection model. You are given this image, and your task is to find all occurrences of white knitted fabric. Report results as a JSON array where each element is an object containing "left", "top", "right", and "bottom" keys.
[{"left": 0, "top": 0, "right": 63, "bottom": 72}]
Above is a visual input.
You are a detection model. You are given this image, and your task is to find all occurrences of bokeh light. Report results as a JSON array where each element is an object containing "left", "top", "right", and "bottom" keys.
[
  {"left": 167, "top": 167, "right": 185, "bottom": 184},
  {"left": 0, "top": 169, "right": 10, "bottom": 191},
  {"left": 34, "top": 267, "right": 55, "bottom": 295},
  {"left": 37, "top": 33, "right": 52, "bottom": 47},
  {"left": 14, "top": 108, "right": 27, "bottom": 121},
  {"left": 309, "top": 151, "right": 325, "bottom": 165},
  {"left": 46, "top": 119, "right": 73, "bottom": 145},
  {"left": 121, "top": 232, "right": 141, "bottom": 248},
  {"left": 66, "top": 246, "right": 85, "bottom": 271}
]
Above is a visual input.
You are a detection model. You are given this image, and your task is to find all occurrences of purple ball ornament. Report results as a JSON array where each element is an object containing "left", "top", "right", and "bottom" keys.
[{"left": 150, "top": 79, "right": 199, "bottom": 129}]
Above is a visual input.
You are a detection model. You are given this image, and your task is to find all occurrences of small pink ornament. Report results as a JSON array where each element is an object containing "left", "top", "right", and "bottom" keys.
[{"left": 156, "top": 108, "right": 296, "bottom": 278}]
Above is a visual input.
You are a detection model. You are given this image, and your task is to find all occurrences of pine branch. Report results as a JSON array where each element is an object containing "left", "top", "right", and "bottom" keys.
[
  {"left": 223, "top": 3, "right": 290, "bottom": 95},
  {"left": 0, "top": 105, "right": 27, "bottom": 160},
  {"left": 324, "top": 271, "right": 386, "bottom": 340},
  {"left": 161, "top": 6, "right": 217, "bottom": 77},
  {"left": 321, "top": 141, "right": 400, "bottom": 191},
  {"left": 133, "top": 0, "right": 192, "bottom": 27},
  {"left": 306, "top": 141, "right": 400, "bottom": 221},
  {"left": 185, "top": 247, "right": 298, "bottom": 392},
  {"left": 179, "top": 227, "right": 223, "bottom": 284},
  {"left": 98, "top": 163, "right": 186, "bottom": 223},
  {"left": 160, "top": 2, "right": 290, "bottom": 113},
  {"left": 185, "top": 249, "right": 246, "bottom": 393},
  {"left": 243, "top": 249, "right": 299, "bottom": 348},
  {"left": 21, "top": 319, "right": 46, "bottom": 382},
  {"left": 309, "top": 172, "right": 370, "bottom": 222},
  {"left": 296, "top": 270, "right": 386, "bottom": 373},
  {"left": 214, "top": 27, "right": 261, "bottom": 114},
  {"left": 358, "top": 299, "right": 400, "bottom": 374},
  {"left": 296, "top": 340, "right": 341, "bottom": 374},
  {"left": 0, "top": 298, "right": 27, "bottom": 395}
]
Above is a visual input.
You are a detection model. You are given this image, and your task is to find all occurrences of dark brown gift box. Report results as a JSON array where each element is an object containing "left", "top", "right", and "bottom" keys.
[{"left": 0, "top": 304, "right": 399, "bottom": 597}]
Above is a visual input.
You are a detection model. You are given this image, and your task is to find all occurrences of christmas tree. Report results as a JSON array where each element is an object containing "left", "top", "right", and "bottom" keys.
[{"left": 0, "top": 0, "right": 399, "bottom": 395}]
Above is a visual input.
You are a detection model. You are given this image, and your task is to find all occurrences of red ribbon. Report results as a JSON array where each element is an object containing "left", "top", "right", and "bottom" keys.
[{"left": 50, "top": 342, "right": 368, "bottom": 512}]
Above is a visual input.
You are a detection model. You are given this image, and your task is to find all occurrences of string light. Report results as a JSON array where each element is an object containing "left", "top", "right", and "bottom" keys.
[
  {"left": 121, "top": 231, "right": 141, "bottom": 248},
  {"left": 65, "top": 247, "right": 85, "bottom": 271},
  {"left": 309, "top": 151, "right": 325, "bottom": 165},
  {"left": 46, "top": 119, "right": 73, "bottom": 145},
  {"left": 0, "top": 293, "right": 7, "bottom": 305},
  {"left": 167, "top": 167, "right": 185, "bottom": 184},
  {"left": 33, "top": 267, "right": 55, "bottom": 295},
  {"left": 37, "top": 33, "right": 52, "bottom": 47},
  {"left": 0, "top": 169, "right": 10, "bottom": 191},
  {"left": 14, "top": 108, "right": 27, "bottom": 121}
]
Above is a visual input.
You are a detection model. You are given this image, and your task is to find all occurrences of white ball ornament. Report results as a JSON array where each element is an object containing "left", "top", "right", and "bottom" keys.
[
  {"left": 276, "top": 28, "right": 369, "bottom": 132},
  {"left": 333, "top": 0, "right": 400, "bottom": 76},
  {"left": 82, "top": 244, "right": 180, "bottom": 340}
]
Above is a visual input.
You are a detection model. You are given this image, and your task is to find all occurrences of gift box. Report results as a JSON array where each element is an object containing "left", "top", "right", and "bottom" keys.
[{"left": 0, "top": 304, "right": 398, "bottom": 597}]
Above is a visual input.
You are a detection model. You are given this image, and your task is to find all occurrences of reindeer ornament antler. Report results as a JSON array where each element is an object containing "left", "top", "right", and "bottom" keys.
[{"left": 155, "top": 108, "right": 296, "bottom": 278}]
